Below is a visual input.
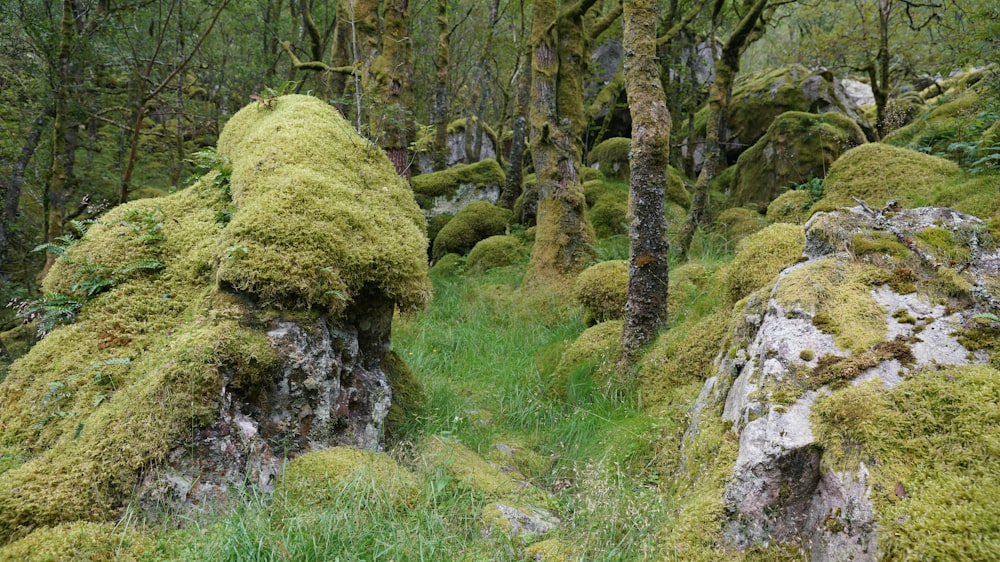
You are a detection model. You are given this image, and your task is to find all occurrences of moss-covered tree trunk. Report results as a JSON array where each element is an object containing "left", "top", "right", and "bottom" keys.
[
  {"left": 678, "top": 0, "right": 770, "bottom": 260},
  {"left": 621, "top": 0, "right": 671, "bottom": 364},
  {"left": 44, "top": 0, "right": 76, "bottom": 273},
  {"left": 501, "top": 46, "right": 532, "bottom": 210},
  {"left": 370, "top": 0, "right": 414, "bottom": 177},
  {"left": 430, "top": 0, "right": 450, "bottom": 171},
  {"left": 2, "top": 110, "right": 49, "bottom": 274},
  {"left": 525, "top": 0, "right": 599, "bottom": 283},
  {"left": 868, "top": 0, "right": 892, "bottom": 139}
]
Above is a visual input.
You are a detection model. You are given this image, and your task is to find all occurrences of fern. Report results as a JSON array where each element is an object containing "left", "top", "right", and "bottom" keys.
[{"left": 15, "top": 293, "right": 83, "bottom": 337}]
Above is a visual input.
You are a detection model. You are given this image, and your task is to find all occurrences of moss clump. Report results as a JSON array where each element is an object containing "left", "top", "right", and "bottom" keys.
[
  {"left": 573, "top": 260, "right": 628, "bottom": 325},
  {"left": 550, "top": 320, "right": 623, "bottom": 399},
  {"left": 382, "top": 350, "right": 426, "bottom": 442},
  {"left": 914, "top": 226, "right": 973, "bottom": 264},
  {"left": 775, "top": 257, "right": 887, "bottom": 352},
  {"left": 723, "top": 223, "right": 805, "bottom": 303},
  {"left": 465, "top": 235, "right": 527, "bottom": 273},
  {"left": 955, "top": 324, "right": 1000, "bottom": 369},
  {"left": 588, "top": 196, "right": 628, "bottom": 239},
  {"left": 432, "top": 201, "right": 512, "bottom": 259},
  {"left": 429, "top": 253, "right": 463, "bottom": 277},
  {"left": 666, "top": 166, "right": 692, "bottom": 210},
  {"left": 586, "top": 137, "right": 631, "bottom": 180},
  {"left": 411, "top": 158, "right": 505, "bottom": 200},
  {"left": 275, "top": 447, "right": 418, "bottom": 510},
  {"left": 812, "top": 365, "right": 1000, "bottom": 560},
  {"left": 852, "top": 233, "right": 910, "bottom": 258},
  {"left": 765, "top": 189, "right": 814, "bottom": 225},
  {"left": 522, "top": 538, "right": 580, "bottom": 560},
  {"left": 715, "top": 207, "right": 767, "bottom": 245},
  {"left": 418, "top": 437, "right": 529, "bottom": 500},
  {"left": 581, "top": 167, "right": 605, "bottom": 182},
  {"left": 730, "top": 111, "right": 867, "bottom": 211},
  {"left": 638, "top": 311, "right": 728, "bottom": 406},
  {"left": 215, "top": 94, "right": 431, "bottom": 313},
  {"left": 427, "top": 212, "right": 454, "bottom": 246},
  {"left": 799, "top": 349, "right": 815, "bottom": 361},
  {"left": 0, "top": 521, "right": 150, "bottom": 561},
  {"left": 815, "top": 143, "right": 962, "bottom": 210},
  {"left": 811, "top": 338, "right": 914, "bottom": 388}
]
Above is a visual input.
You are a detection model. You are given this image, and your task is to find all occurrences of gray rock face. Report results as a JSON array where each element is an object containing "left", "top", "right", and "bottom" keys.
[
  {"left": 417, "top": 129, "right": 498, "bottom": 174},
  {"left": 423, "top": 182, "right": 501, "bottom": 219},
  {"left": 685, "top": 206, "right": 998, "bottom": 560},
  {"left": 484, "top": 502, "right": 560, "bottom": 541},
  {"left": 138, "top": 297, "right": 395, "bottom": 518}
]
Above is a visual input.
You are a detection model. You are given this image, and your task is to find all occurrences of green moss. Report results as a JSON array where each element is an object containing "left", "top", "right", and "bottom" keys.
[
  {"left": 723, "top": 223, "right": 805, "bottom": 303},
  {"left": 411, "top": 159, "right": 506, "bottom": 201},
  {"left": 586, "top": 137, "right": 631, "bottom": 180},
  {"left": 812, "top": 366, "right": 1000, "bottom": 560},
  {"left": 522, "top": 538, "right": 580, "bottom": 560},
  {"left": 815, "top": 143, "right": 962, "bottom": 210},
  {"left": 775, "top": 258, "right": 887, "bottom": 352},
  {"left": 581, "top": 167, "right": 604, "bottom": 182},
  {"left": 914, "top": 226, "right": 972, "bottom": 264},
  {"left": 852, "top": 233, "right": 910, "bottom": 258},
  {"left": 765, "top": 189, "right": 813, "bottom": 225},
  {"left": 588, "top": 195, "right": 628, "bottom": 239},
  {"left": 418, "top": 437, "right": 533, "bottom": 500},
  {"left": 549, "top": 320, "right": 623, "bottom": 399},
  {"left": 573, "top": 260, "right": 628, "bottom": 325},
  {"left": 638, "top": 311, "right": 728, "bottom": 406},
  {"left": 432, "top": 201, "right": 512, "bottom": 259},
  {"left": 0, "top": 446, "right": 23, "bottom": 477},
  {"left": 382, "top": 350, "right": 426, "bottom": 442},
  {"left": 465, "top": 235, "right": 527, "bottom": 273},
  {"left": 426, "top": 212, "right": 454, "bottom": 246},
  {"left": 799, "top": 349, "right": 815, "bottom": 361},
  {"left": 582, "top": 179, "right": 627, "bottom": 207},
  {"left": 429, "top": 253, "right": 463, "bottom": 277},
  {"left": 715, "top": 207, "right": 767, "bottom": 245},
  {"left": 730, "top": 111, "right": 867, "bottom": 210},
  {"left": 275, "top": 447, "right": 418, "bottom": 510},
  {"left": 811, "top": 339, "right": 914, "bottom": 388},
  {"left": 665, "top": 166, "right": 692, "bottom": 210},
  {"left": 0, "top": 521, "right": 150, "bottom": 561},
  {"left": 955, "top": 325, "right": 1000, "bottom": 369},
  {"left": 892, "top": 308, "right": 917, "bottom": 325}
]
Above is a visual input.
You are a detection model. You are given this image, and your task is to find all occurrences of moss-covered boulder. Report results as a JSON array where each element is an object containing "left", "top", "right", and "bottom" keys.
[
  {"left": 588, "top": 195, "right": 628, "bottom": 239},
  {"left": 465, "top": 235, "right": 527, "bottom": 273},
  {"left": 550, "top": 320, "right": 623, "bottom": 398},
  {"left": 722, "top": 223, "right": 805, "bottom": 303},
  {"left": 573, "top": 260, "right": 628, "bottom": 325},
  {"left": 765, "top": 189, "right": 814, "bottom": 225},
  {"left": 684, "top": 65, "right": 874, "bottom": 167},
  {"left": 432, "top": 201, "right": 512, "bottom": 259},
  {"left": 729, "top": 111, "right": 867, "bottom": 211},
  {"left": 0, "top": 521, "right": 150, "bottom": 561},
  {"left": 587, "top": 137, "right": 631, "bottom": 180},
  {"left": 411, "top": 159, "right": 506, "bottom": 217},
  {"left": 414, "top": 117, "right": 500, "bottom": 173},
  {"left": 0, "top": 95, "right": 430, "bottom": 542},
  {"left": 275, "top": 447, "right": 418, "bottom": 510}
]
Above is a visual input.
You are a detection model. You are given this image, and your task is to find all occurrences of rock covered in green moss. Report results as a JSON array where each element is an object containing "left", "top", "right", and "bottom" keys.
[
  {"left": 465, "top": 235, "right": 527, "bottom": 272},
  {"left": 0, "top": 521, "right": 150, "bottom": 561},
  {"left": 588, "top": 195, "right": 628, "bottom": 239},
  {"left": 411, "top": 159, "right": 505, "bottom": 217},
  {"left": 723, "top": 223, "right": 806, "bottom": 303},
  {"left": 549, "top": 320, "right": 623, "bottom": 399},
  {"left": 684, "top": 66, "right": 873, "bottom": 167},
  {"left": 275, "top": 447, "right": 418, "bottom": 509},
  {"left": 729, "top": 111, "right": 866, "bottom": 211},
  {"left": 432, "top": 201, "right": 512, "bottom": 259},
  {"left": 0, "top": 95, "right": 430, "bottom": 542},
  {"left": 587, "top": 137, "right": 631, "bottom": 179},
  {"left": 573, "top": 260, "right": 628, "bottom": 325},
  {"left": 715, "top": 207, "right": 766, "bottom": 245},
  {"left": 766, "top": 189, "right": 814, "bottom": 225}
]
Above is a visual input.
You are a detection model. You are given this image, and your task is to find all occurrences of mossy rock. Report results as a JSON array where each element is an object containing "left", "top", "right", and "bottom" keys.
[
  {"left": 426, "top": 212, "right": 454, "bottom": 246},
  {"left": 550, "top": 320, "right": 623, "bottom": 399},
  {"left": 730, "top": 111, "right": 866, "bottom": 211},
  {"left": 715, "top": 207, "right": 767, "bottom": 245},
  {"left": 411, "top": 159, "right": 506, "bottom": 212},
  {"left": 690, "top": 65, "right": 873, "bottom": 163},
  {"left": 431, "top": 201, "right": 512, "bottom": 259},
  {"left": 582, "top": 178, "right": 627, "bottom": 208},
  {"left": 275, "top": 447, "right": 418, "bottom": 510},
  {"left": 418, "top": 437, "right": 530, "bottom": 500},
  {"left": 666, "top": 165, "right": 693, "bottom": 209},
  {"left": 723, "top": 223, "right": 805, "bottom": 303},
  {"left": 581, "top": 166, "right": 605, "bottom": 182},
  {"left": 383, "top": 350, "right": 426, "bottom": 442},
  {"left": 522, "top": 538, "right": 581, "bottom": 560},
  {"left": 588, "top": 195, "right": 628, "bottom": 239},
  {"left": 766, "top": 189, "right": 815, "bottom": 225},
  {"left": 429, "top": 253, "right": 463, "bottom": 277},
  {"left": 639, "top": 311, "right": 728, "bottom": 406},
  {"left": 465, "top": 235, "right": 527, "bottom": 273},
  {"left": 814, "top": 143, "right": 962, "bottom": 211},
  {"left": 573, "top": 260, "right": 628, "bottom": 325},
  {"left": 812, "top": 365, "right": 1000, "bottom": 560},
  {"left": 587, "top": 137, "right": 631, "bottom": 180},
  {"left": 0, "top": 95, "right": 430, "bottom": 541},
  {"left": 0, "top": 521, "right": 150, "bottom": 561}
]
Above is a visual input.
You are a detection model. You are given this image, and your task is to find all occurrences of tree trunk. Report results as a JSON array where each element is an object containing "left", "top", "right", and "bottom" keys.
[
  {"left": 44, "top": 0, "right": 76, "bottom": 274},
  {"left": 621, "top": 0, "right": 671, "bottom": 365},
  {"left": 525, "top": 0, "right": 598, "bottom": 284},
  {"left": 370, "top": 0, "right": 414, "bottom": 177},
  {"left": 430, "top": 0, "right": 450, "bottom": 171},
  {"left": 1, "top": 110, "right": 50, "bottom": 271},
  {"left": 678, "top": 0, "right": 770, "bottom": 260},
  {"left": 871, "top": 0, "right": 892, "bottom": 139},
  {"left": 501, "top": 47, "right": 532, "bottom": 210}
]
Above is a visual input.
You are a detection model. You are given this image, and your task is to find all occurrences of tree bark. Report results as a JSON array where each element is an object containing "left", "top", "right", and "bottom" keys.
[
  {"left": 501, "top": 46, "right": 532, "bottom": 210},
  {"left": 370, "top": 0, "right": 415, "bottom": 177},
  {"left": 430, "top": 0, "right": 450, "bottom": 171},
  {"left": 621, "top": 0, "right": 671, "bottom": 365},
  {"left": 1, "top": 110, "right": 50, "bottom": 271}
]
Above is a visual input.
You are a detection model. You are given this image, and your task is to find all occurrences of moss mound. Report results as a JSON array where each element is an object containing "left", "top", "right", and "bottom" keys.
[
  {"left": 766, "top": 189, "right": 814, "bottom": 224},
  {"left": 639, "top": 311, "right": 728, "bottom": 406},
  {"left": 276, "top": 447, "right": 417, "bottom": 510},
  {"left": 429, "top": 253, "right": 463, "bottom": 276},
  {"left": 465, "top": 235, "right": 526, "bottom": 273},
  {"left": 715, "top": 207, "right": 766, "bottom": 245},
  {"left": 550, "top": 320, "right": 623, "bottom": 399},
  {"left": 723, "top": 223, "right": 805, "bottom": 303},
  {"left": 812, "top": 365, "right": 1000, "bottom": 560},
  {"left": 432, "top": 201, "right": 512, "bottom": 259},
  {"left": 588, "top": 196, "right": 628, "bottom": 239},
  {"left": 666, "top": 166, "right": 692, "bottom": 209},
  {"left": 383, "top": 350, "right": 426, "bottom": 442},
  {"left": 426, "top": 212, "right": 454, "bottom": 246},
  {"left": 573, "top": 260, "right": 629, "bottom": 325},
  {"left": 583, "top": 178, "right": 627, "bottom": 207},
  {"left": 0, "top": 521, "right": 150, "bottom": 561},
  {"left": 215, "top": 95, "right": 430, "bottom": 313},
  {"left": 418, "top": 437, "right": 528, "bottom": 500},
  {"left": 0, "top": 94, "right": 430, "bottom": 542},
  {"left": 411, "top": 159, "right": 505, "bottom": 204},
  {"left": 586, "top": 137, "right": 631, "bottom": 180},
  {"left": 730, "top": 111, "right": 866, "bottom": 211},
  {"left": 814, "top": 143, "right": 961, "bottom": 210}
]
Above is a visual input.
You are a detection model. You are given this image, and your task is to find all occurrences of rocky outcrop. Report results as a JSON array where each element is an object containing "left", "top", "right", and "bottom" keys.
[{"left": 683, "top": 205, "right": 999, "bottom": 560}]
